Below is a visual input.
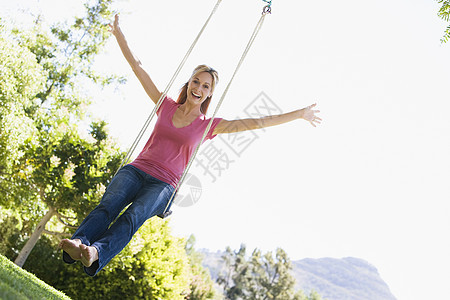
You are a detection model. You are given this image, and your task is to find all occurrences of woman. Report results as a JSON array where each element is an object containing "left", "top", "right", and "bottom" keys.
[{"left": 60, "top": 15, "right": 321, "bottom": 276}]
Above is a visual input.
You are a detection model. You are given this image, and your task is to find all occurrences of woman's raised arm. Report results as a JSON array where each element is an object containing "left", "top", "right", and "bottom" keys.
[
  {"left": 213, "top": 104, "right": 322, "bottom": 135},
  {"left": 109, "top": 14, "right": 162, "bottom": 104}
]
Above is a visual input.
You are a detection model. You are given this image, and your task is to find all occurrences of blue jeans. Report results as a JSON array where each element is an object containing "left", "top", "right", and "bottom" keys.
[{"left": 65, "top": 164, "right": 175, "bottom": 276}]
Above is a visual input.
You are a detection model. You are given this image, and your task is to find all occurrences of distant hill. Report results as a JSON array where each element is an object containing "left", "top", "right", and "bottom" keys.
[
  {"left": 292, "top": 257, "right": 396, "bottom": 300},
  {"left": 200, "top": 250, "right": 397, "bottom": 300}
]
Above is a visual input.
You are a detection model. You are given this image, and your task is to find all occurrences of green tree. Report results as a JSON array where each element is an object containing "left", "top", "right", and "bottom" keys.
[
  {"left": 437, "top": 0, "right": 450, "bottom": 43},
  {"left": 0, "top": 0, "right": 125, "bottom": 267},
  {"left": 0, "top": 20, "right": 46, "bottom": 203},
  {"left": 248, "top": 248, "right": 299, "bottom": 299},
  {"left": 217, "top": 245, "right": 319, "bottom": 300},
  {"left": 185, "top": 235, "right": 217, "bottom": 300},
  {"left": 217, "top": 245, "right": 250, "bottom": 300},
  {"left": 12, "top": 120, "right": 123, "bottom": 267}
]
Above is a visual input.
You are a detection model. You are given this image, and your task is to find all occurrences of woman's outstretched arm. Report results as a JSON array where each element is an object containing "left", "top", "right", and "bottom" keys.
[
  {"left": 213, "top": 104, "right": 322, "bottom": 134},
  {"left": 109, "top": 14, "right": 162, "bottom": 104}
]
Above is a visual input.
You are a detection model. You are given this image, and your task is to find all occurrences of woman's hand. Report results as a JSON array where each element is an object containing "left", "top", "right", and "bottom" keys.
[
  {"left": 108, "top": 14, "right": 121, "bottom": 36},
  {"left": 299, "top": 103, "right": 322, "bottom": 127}
]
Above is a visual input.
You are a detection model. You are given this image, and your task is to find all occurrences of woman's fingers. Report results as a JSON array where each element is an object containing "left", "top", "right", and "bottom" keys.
[
  {"left": 113, "top": 14, "right": 119, "bottom": 27},
  {"left": 108, "top": 14, "right": 119, "bottom": 34},
  {"left": 307, "top": 104, "right": 321, "bottom": 127}
]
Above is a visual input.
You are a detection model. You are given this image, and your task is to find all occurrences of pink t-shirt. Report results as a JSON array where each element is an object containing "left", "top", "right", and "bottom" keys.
[{"left": 131, "top": 97, "right": 222, "bottom": 187}]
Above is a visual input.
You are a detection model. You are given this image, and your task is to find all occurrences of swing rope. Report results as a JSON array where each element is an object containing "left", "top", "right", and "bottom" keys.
[
  {"left": 116, "top": 0, "right": 223, "bottom": 175},
  {"left": 160, "top": 4, "right": 272, "bottom": 217}
]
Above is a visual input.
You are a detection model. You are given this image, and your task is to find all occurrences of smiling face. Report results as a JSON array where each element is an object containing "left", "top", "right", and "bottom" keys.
[
  {"left": 176, "top": 65, "right": 219, "bottom": 114},
  {"left": 187, "top": 71, "right": 214, "bottom": 105}
]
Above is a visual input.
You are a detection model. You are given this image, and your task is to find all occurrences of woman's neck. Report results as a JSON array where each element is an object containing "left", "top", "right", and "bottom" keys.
[{"left": 179, "top": 101, "right": 202, "bottom": 117}]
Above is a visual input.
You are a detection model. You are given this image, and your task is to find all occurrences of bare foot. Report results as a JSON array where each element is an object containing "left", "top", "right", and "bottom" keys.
[
  {"left": 59, "top": 239, "right": 82, "bottom": 260},
  {"left": 79, "top": 244, "right": 99, "bottom": 267}
]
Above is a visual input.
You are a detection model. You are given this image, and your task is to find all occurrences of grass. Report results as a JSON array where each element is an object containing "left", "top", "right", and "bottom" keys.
[{"left": 0, "top": 254, "right": 70, "bottom": 300}]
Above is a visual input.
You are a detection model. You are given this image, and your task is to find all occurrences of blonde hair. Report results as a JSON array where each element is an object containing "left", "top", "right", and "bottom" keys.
[{"left": 177, "top": 65, "right": 219, "bottom": 114}]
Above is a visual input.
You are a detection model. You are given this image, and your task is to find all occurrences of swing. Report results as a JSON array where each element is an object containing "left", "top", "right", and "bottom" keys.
[{"left": 116, "top": 0, "right": 273, "bottom": 219}]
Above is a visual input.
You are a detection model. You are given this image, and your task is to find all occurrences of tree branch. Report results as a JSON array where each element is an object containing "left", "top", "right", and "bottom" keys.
[
  {"left": 43, "top": 229, "right": 71, "bottom": 238},
  {"left": 56, "top": 217, "right": 78, "bottom": 228},
  {"left": 55, "top": 211, "right": 78, "bottom": 228}
]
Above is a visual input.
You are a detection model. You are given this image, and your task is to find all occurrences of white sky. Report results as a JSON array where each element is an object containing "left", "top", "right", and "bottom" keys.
[{"left": 2, "top": 0, "right": 450, "bottom": 299}]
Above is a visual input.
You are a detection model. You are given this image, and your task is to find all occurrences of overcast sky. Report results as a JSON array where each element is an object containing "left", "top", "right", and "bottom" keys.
[{"left": 2, "top": 0, "right": 450, "bottom": 299}]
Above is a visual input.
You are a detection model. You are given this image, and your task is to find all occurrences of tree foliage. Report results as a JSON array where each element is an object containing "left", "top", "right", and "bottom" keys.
[
  {"left": 217, "top": 245, "right": 320, "bottom": 300},
  {"left": 0, "top": 20, "right": 47, "bottom": 202},
  {"left": 0, "top": 0, "right": 122, "bottom": 206},
  {"left": 185, "top": 235, "right": 217, "bottom": 300},
  {"left": 0, "top": 0, "right": 125, "bottom": 267},
  {"left": 437, "top": 0, "right": 450, "bottom": 43}
]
